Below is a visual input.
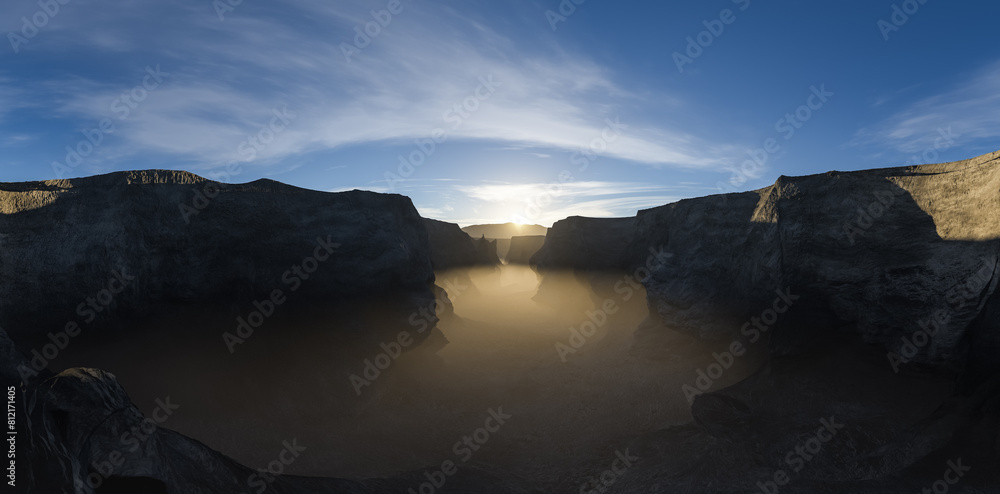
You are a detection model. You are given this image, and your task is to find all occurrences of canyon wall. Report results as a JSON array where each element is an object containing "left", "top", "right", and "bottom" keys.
[
  {"left": 423, "top": 218, "right": 500, "bottom": 269},
  {"left": 0, "top": 171, "right": 436, "bottom": 343},
  {"left": 536, "top": 150, "right": 1000, "bottom": 373},
  {"left": 535, "top": 150, "right": 1000, "bottom": 493},
  {"left": 0, "top": 171, "right": 535, "bottom": 493},
  {"left": 505, "top": 235, "right": 546, "bottom": 265}
]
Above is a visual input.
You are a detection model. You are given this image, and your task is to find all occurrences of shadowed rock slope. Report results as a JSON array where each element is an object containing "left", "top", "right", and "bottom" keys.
[
  {"left": 534, "top": 150, "right": 1000, "bottom": 493},
  {"left": 423, "top": 218, "right": 500, "bottom": 269},
  {"left": 461, "top": 223, "right": 549, "bottom": 262},
  {"left": 505, "top": 235, "right": 546, "bottom": 265},
  {"left": 461, "top": 223, "right": 548, "bottom": 239},
  {"left": 536, "top": 150, "right": 1000, "bottom": 371},
  {"left": 0, "top": 170, "right": 436, "bottom": 344},
  {"left": 0, "top": 171, "right": 537, "bottom": 493},
  {"left": 8, "top": 149, "right": 1000, "bottom": 492}
]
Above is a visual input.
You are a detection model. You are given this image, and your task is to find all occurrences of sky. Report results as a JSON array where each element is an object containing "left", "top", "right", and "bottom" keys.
[{"left": 1, "top": 0, "right": 998, "bottom": 227}]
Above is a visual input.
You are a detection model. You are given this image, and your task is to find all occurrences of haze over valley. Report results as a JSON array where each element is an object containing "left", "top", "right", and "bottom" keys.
[{"left": 3, "top": 1, "right": 1000, "bottom": 492}]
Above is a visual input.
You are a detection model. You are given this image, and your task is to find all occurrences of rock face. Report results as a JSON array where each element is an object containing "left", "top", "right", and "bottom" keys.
[
  {"left": 461, "top": 223, "right": 548, "bottom": 239},
  {"left": 470, "top": 235, "right": 500, "bottom": 264},
  {"left": 534, "top": 150, "right": 1000, "bottom": 493},
  {"left": 537, "top": 150, "right": 1000, "bottom": 373},
  {"left": 8, "top": 150, "right": 1000, "bottom": 493},
  {"left": 531, "top": 217, "right": 637, "bottom": 269},
  {"left": 423, "top": 218, "right": 500, "bottom": 269},
  {"left": 506, "top": 236, "right": 546, "bottom": 265},
  {"left": 460, "top": 224, "right": 548, "bottom": 262},
  {"left": 0, "top": 171, "right": 435, "bottom": 343},
  {"left": 0, "top": 172, "right": 535, "bottom": 493}
]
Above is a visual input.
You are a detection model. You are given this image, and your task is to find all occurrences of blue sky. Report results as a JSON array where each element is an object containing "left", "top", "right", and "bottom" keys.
[{"left": 2, "top": 0, "right": 998, "bottom": 226}]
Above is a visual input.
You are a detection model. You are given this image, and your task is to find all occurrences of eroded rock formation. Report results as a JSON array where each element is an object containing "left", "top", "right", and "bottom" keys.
[
  {"left": 423, "top": 218, "right": 500, "bottom": 269},
  {"left": 535, "top": 150, "right": 1000, "bottom": 493},
  {"left": 506, "top": 236, "right": 546, "bottom": 265},
  {"left": 0, "top": 171, "right": 436, "bottom": 346},
  {"left": 0, "top": 171, "right": 532, "bottom": 493},
  {"left": 537, "top": 150, "right": 1000, "bottom": 372},
  {"left": 8, "top": 149, "right": 1000, "bottom": 492}
]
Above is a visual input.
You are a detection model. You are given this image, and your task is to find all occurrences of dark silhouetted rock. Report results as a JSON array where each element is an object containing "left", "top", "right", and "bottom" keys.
[
  {"left": 0, "top": 170, "right": 435, "bottom": 343},
  {"left": 423, "top": 218, "right": 500, "bottom": 269},
  {"left": 461, "top": 223, "right": 548, "bottom": 262},
  {"left": 0, "top": 172, "right": 538, "bottom": 493},
  {"left": 537, "top": 150, "right": 1000, "bottom": 372},
  {"left": 507, "top": 235, "right": 546, "bottom": 265},
  {"left": 531, "top": 216, "right": 637, "bottom": 270},
  {"left": 536, "top": 150, "right": 1000, "bottom": 493},
  {"left": 461, "top": 223, "right": 548, "bottom": 239}
]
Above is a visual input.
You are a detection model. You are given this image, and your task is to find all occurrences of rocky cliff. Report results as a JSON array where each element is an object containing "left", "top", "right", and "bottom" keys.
[
  {"left": 461, "top": 223, "right": 548, "bottom": 239},
  {"left": 8, "top": 151, "right": 1000, "bottom": 492},
  {"left": 0, "top": 171, "right": 536, "bottom": 493},
  {"left": 535, "top": 150, "right": 1000, "bottom": 493},
  {"left": 506, "top": 235, "right": 546, "bottom": 265},
  {"left": 531, "top": 216, "right": 637, "bottom": 269},
  {"left": 423, "top": 218, "right": 500, "bottom": 269},
  {"left": 0, "top": 171, "right": 436, "bottom": 344},
  {"left": 537, "top": 150, "right": 1000, "bottom": 373}
]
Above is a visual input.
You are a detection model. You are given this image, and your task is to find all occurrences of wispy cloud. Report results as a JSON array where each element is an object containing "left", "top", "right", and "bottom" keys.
[
  {"left": 852, "top": 61, "right": 1000, "bottom": 154},
  {"left": 522, "top": 195, "right": 683, "bottom": 222},
  {"left": 21, "top": 0, "right": 736, "bottom": 174},
  {"left": 454, "top": 181, "right": 695, "bottom": 202},
  {"left": 0, "top": 78, "right": 28, "bottom": 125},
  {"left": 423, "top": 180, "right": 706, "bottom": 226}
]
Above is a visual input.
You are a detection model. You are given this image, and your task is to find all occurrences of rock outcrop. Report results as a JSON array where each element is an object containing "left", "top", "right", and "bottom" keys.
[
  {"left": 0, "top": 171, "right": 436, "bottom": 344},
  {"left": 8, "top": 149, "right": 1000, "bottom": 492},
  {"left": 506, "top": 235, "right": 546, "bottom": 265},
  {"left": 423, "top": 218, "right": 500, "bottom": 269},
  {"left": 461, "top": 223, "right": 548, "bottom": 239},
  {"left": 0, "top": 172, "right": 533, "bottom": 493},
  {"left": 460, "top": 223, "right": 548, "bottom": 262},
  {"left": 531, "top": 217, "right": 636, "bottom": 269},
  {"left": 535, "top": 150, "right": 1000, "bottom": 493},
  {"left": 537, "top": 150, "right": 1000, "bottom": 373}
]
